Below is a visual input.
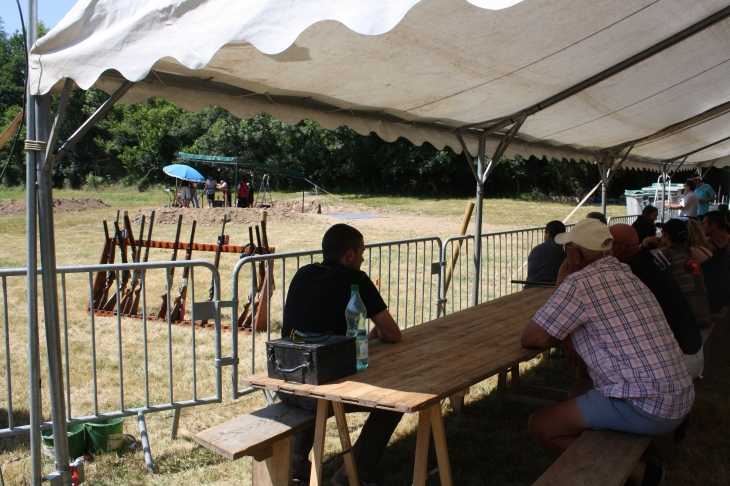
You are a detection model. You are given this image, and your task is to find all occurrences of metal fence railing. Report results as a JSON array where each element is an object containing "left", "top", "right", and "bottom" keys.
[
  {"left": 440, "top": 224, "right": 576, "bottom": 314},
  {"left": 0, "top": 260, "right": 223, "bottom": 449},
  {"left": 229, "top": 236, "right": 442, "bottom": 398},
  {"left": 607, "top": 214, "right": 640, "bottom": 226}
]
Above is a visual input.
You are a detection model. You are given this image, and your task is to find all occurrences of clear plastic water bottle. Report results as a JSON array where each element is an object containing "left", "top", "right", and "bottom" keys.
[{"left": 345, "top": 284, "right": 369, "bottom": 370}]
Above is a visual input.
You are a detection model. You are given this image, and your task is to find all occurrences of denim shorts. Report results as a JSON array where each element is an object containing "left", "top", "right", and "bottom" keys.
[{"left": 576, "top": 389, "right": 686, "bottom": 435}]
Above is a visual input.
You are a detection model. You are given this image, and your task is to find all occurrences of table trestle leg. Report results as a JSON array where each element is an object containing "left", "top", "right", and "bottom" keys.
[
  {"left": 332, "top": 401, "right": 360, "bottom": 486},
  {"left": 310, "top": 399, "right": 329, "bottom": 486},
  {"left": 413, "top": 408, "right": 432, "bottom": 486},
  {"left": 413, "top": 404, "right": 453, "bottom": 486},
  {"left": 430, "top": 405, "right": 453, "bottom": 486}
]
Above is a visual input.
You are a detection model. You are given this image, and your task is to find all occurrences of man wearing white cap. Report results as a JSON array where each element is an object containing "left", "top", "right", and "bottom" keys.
[
  {"left": 690, "top": 174, "right": 716, "bottom": 221},
  {"left": 520, "top": 218, "right": 694, "bottom": 486}
]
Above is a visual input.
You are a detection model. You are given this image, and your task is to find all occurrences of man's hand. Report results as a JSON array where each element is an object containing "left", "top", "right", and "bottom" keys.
[
  {"left": 642, "top": 236, "right": 661, "bottom": 248},
  {"left": 370, "top": 310, "right": 401, "bottom": 343}
]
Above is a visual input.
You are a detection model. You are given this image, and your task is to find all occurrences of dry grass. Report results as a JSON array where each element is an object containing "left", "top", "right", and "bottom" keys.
[{"left": 1, "top": 186, "right": 725, "bottom": 485}]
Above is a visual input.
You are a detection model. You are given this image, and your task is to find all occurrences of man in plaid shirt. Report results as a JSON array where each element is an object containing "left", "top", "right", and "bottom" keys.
[{"left": 521, "top": 218, "right": 694, "bottom": 486}]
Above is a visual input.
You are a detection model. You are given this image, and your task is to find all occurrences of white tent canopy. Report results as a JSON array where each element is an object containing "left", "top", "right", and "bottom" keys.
[{"left": 29, "top": 0, "right": 730, "bottom": 171}]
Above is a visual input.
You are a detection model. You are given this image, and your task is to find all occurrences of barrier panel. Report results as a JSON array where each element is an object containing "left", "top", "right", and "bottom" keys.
[
  {"left": 229, "top": 236, "right": 442, "bottom": 398},
  {"left": 607, "top": 214, "right": 640, "bottom": 226},
  {"left": 0, "top": 260, "right": 223, "bottom": 440}
]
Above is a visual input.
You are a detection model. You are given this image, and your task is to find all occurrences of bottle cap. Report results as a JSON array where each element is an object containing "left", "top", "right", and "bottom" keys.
[{"left": 351, "top": 284, "right": 359, "bottom": 292}]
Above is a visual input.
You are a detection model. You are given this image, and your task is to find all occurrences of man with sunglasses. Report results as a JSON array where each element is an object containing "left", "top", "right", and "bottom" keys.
[
  {"left": 279, "top": 224, "right": 402, "bottom": 486},
  {"left": 520, "top": 218, "right": 693, "bottom": 486}
]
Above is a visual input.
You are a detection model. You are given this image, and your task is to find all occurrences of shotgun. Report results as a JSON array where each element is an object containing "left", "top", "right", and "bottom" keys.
[
  {"left": 157, "top": 215, "right": 184, "bottom": 319},
  {"left": 120, "top": 215, "right": 144, "bottom": 314},
  {"left": 93, "top": 221, "right": 116, "bottom": 309},
  {"left": 236, "top": 226, "right": 258, "bottom": 327},
  {"left": 102, "top": 221, "right": 130, "bottom": 311},
  {"left": 169, "top": 221, "right": 197, "bottom": 322},
  {"left": 200, "top": 215, "right": 228, "bottom": 326},
  {"left": 252, "top": 219, "right": 273, "bottom": 332},
  {"left": 129, "top": 211, "right": 155, "bottom": 316}
]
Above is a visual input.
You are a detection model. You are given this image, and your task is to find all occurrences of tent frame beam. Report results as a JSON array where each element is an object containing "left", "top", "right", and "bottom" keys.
[
  {"left": 53, "top": 80, "right": 134, "bottom": 164},
  {"left": 465, "top": 5, "right": 730, "bottom": 130}
]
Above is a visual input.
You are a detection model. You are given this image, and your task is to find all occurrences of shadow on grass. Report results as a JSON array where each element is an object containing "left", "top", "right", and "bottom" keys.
[
  {"left": 370, "top": 352, "right": 576, "bottom": 486},
  {"left": 0, "top": 408, "right": 31, "bottom": 454}
]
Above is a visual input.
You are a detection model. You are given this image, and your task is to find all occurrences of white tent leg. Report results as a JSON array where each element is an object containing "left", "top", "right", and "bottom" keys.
[{"left": 471, "top": 135, "right": 486, "bottom": 307}]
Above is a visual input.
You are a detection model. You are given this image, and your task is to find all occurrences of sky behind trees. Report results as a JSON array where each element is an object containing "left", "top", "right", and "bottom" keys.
[{"left": 2, "top": 0, "right": 76, "bottom": 34}]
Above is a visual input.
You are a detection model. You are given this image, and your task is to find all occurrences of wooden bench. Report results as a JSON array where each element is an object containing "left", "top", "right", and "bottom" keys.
[
  {"left": 194, "top": 402, "right": 316, "bottom": 485},
  {"left": 533, "top": 429, "right": 650, "bottom": 486}
]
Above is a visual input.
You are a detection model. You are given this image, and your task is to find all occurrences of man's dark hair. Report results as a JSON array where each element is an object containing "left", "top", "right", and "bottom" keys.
[
  {"left": 586, "top": 212, "right": 607, "bottom": 224},
  {"left": 322, "top": 224, "right": 364, "bottom": 261},
  {"left": 685, "top": 180, "right": 696, "bottom": 191},
  {"left": 642, "top": 205, "right": 658, "bottom": 219},
  {"left": 545, "top": 220, "right": 566, "bottom": 238},
  {"left": 704, "top": 211, "right": 726, "bottom": 231}
]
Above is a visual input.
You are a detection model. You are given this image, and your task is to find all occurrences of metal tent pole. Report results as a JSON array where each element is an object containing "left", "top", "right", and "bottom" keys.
[
  {"left": 36, "top": 92, "right": 73, "bottom": 482},
  {"left": 471, "top": 134, "right": 486, "bottom": 307},
  {"left": 601, "top": 158, "right": 608, "bottom": 215},
  {"left": 25, "top": 2, "right": 42, "bottom": 483}
]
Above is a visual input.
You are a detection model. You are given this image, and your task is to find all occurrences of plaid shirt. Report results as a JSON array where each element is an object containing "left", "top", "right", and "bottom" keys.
[{"left": 533, "top": 257, "right": 694, "bottom": 419}]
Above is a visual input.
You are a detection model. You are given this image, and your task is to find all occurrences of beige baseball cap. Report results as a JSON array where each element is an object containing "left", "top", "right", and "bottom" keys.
[{"left": 555, "top": 218, "right": 613, "bottom": 252}]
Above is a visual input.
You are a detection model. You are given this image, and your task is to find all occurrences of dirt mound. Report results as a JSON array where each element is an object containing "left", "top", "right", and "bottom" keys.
[
  {"left": 129, "top": 198, "right": 422, "bottom": 226},
  {"left": 0, "top": 198, "right": 110, "bottom": 216}
]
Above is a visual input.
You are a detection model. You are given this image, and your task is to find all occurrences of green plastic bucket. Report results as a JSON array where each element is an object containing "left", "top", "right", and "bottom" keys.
[
  {"left": 85, "top": 418, "right": 125, "bottom": 453},
  {"left": 41, "top": 424, "right": 86, "bottom": 459}
]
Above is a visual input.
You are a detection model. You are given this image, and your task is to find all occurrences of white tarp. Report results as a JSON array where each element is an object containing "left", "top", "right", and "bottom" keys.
[{"left": 29, "top": 0, "right": 730, "bottom": 171}]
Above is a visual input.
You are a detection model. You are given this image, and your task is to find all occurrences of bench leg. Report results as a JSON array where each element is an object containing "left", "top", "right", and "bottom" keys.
[
  {"left": 430, "top": 405, "right": 453, "bottom": 486},
  {"left": 412, "top": 408, "right": 432, "bottom": 486},
  {"left": 494, "top": 371, "right": 507, "bottom": 416},
  {"left": 652, "top": 430, "right": 675, "bottom": 459},
  {"left": 448, "top": 388, "right": 470, "bottom": 413},
  {"left": 310, "top": 399, "right": 329, "bottom": 486},
  {"left": 332, "top": 401, "right": 360, "bottom": 486},
  {"left": 711, "top": 317, "right": 725, "bottom": 363},
  {"left": 510, "top": 366, "right": 521, "bottom": 394},
  {"left": 252, "top": 436, "right": 294, "bottom": 486}
]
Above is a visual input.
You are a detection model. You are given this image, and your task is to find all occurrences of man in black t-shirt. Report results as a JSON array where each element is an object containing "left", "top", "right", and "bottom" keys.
[
  {"left": 279, "top": 224, "right": 401, "bottom": 485},
  {"left": 610, "top": 224, "right": 703, "bottom": 378}
]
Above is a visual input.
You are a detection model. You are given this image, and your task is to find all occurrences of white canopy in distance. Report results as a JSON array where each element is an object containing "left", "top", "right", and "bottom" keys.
[{"left": 29, "top": 0, "right": 730, "bottom": 171}]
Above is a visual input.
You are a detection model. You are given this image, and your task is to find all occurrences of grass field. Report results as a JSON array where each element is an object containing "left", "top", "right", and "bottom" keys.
[{"left": 0, "top": 185, "right": 727, "bottom": 485}]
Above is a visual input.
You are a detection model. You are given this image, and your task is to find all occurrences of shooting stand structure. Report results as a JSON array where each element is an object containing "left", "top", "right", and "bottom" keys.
[{"left": 90, "top": 235, "right": 274, "bottom": 332}]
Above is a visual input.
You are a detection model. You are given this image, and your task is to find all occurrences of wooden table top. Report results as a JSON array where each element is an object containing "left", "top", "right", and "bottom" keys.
[{"left": 243, "top": 287, "right": 553, "bottom": 413}]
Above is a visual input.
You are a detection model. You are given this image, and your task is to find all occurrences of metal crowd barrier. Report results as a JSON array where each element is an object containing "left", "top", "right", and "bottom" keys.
[
  {"left": 440, "top": 224, "right": 577, "bottom": 314},
  {"left": 229, "top": 236, "right": 442, "bottom": 398},
  {"left": 607, "top": 214, "right": 640, "bottom": 226},
  {"left": 0, "top": 260, "right": 223, "bottom": 471}
]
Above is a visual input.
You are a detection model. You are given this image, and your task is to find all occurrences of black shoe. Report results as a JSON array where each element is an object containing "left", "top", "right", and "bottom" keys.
[
  {"left": 293, "top": 459, "right": 311, "bottom": 481},
  {"left": 641, "top": 462, "right": 665, "bottom": 486}
]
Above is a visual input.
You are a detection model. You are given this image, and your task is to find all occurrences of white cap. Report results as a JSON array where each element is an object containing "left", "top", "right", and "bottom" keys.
[{"left": 555, "top": 218, "right": 613, "bottom": 252}]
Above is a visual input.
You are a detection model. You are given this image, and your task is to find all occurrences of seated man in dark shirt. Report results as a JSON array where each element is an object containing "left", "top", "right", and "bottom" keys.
[
  {"left": 525, "top": 220, "right": 566, "bottom": 289},
  {"left": 610, "top": 224, "right": 704, "bottom": 378},
  {"left": 279, "top": 224, "right": 401, "bottom": 486}
]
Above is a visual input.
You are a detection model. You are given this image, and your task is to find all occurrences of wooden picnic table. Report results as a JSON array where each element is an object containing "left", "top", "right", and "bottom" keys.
[{"left": 243, "top": 286, "right": 554, "bottom": 486}]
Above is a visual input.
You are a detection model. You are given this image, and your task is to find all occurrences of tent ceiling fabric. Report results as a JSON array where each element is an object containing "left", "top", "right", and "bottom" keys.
[{"left": 29, "top": 0, "right": 730, "bottom": 171}]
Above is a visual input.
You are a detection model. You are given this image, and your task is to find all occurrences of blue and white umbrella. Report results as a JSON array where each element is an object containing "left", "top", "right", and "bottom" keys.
[{"left": 162, "top": 164, "right": 205, "bottom": 182}]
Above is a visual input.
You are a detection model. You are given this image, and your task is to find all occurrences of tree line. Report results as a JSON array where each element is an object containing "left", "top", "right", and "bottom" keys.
[{"left": 1, "top": 21, "right": 704, "bottom": 199}]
